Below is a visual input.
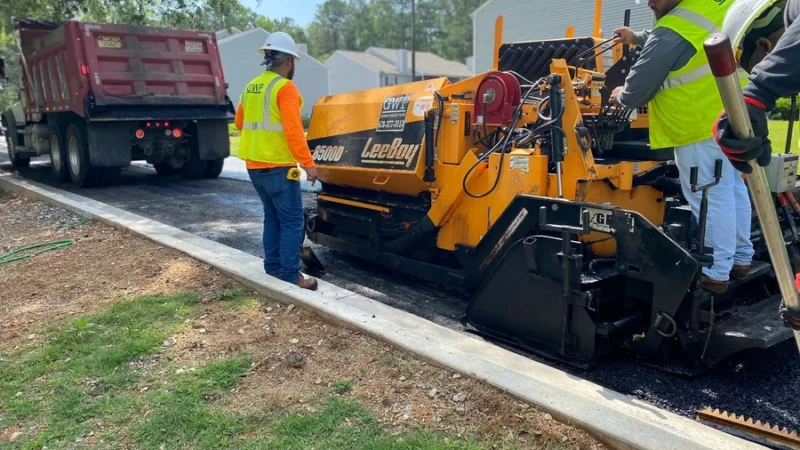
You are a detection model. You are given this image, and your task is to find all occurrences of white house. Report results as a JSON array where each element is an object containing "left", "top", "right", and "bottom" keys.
[
  {"left": 471, "top": 0, "right": 654, "bottom": 73},
  {"left": 326, "top": 47, "right": 473, "bottom": 95},
  {"left": 217, "top": 28, "right": 330, "bottom": 118}
]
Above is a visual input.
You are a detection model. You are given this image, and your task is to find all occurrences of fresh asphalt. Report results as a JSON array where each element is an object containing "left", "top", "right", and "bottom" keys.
[{"left": 2, "top": 143, "right": 797, "bottom": 432}]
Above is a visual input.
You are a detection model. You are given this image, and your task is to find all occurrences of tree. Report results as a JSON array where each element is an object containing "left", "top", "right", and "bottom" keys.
[
  {"left": 255, "top": 16, "right": 308, "bottom": 45},
  {"left": 307, "top": 0, "right": 351, "bottom": 58}
]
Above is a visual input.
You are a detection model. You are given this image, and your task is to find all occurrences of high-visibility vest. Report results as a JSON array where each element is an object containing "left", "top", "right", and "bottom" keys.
[
  {"left": 649, "top": 0, "right": 732, "bottom": 150},
  {"left": 238, "top": 70, "right": 304, "bottom": 164}
]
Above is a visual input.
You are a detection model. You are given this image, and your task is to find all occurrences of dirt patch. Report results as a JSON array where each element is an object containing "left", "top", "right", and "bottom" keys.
[
  {"left": 0, "top": 192, "right": 602, "bottom": 449},
  {"left": 0, "top": 191, "right": 238, "bottom": 347}
]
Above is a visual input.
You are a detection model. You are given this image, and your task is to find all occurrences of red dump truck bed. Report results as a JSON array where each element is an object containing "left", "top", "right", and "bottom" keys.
[{"left": 18, "top": 19, "right": 229, "bottom": 118}]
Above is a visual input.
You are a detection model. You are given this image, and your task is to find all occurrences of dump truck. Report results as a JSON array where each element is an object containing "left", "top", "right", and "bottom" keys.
[
  {"left": 1, "top": 18, "right": 234, "bottom": 187},
  {"left": 301, "top": 17, "right": 800, "bottom": 373}
]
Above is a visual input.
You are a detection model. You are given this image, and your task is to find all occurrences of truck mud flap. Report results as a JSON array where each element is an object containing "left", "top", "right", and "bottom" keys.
[
  {"left": 192, "top": 120, "right": 229, "bottom": 161},
  {"left": 88, "top": 122, "right": 132, "bottom": 167}
]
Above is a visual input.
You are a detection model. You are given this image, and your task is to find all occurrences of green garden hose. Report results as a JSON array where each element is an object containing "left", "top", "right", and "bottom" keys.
[{"left": 0, "top": 240, "right": 74, "bottom": 266}]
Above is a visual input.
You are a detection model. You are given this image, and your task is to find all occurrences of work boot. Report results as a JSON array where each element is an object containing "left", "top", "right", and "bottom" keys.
[
  {"left": 296, "top": 274, "right": 318, "bottom": 291},
  {"left": 700, "top": 274, "right": 728, "bottom": 294},
  {"left": 730, "top": 264, "right": 751, "bottom": 281}
]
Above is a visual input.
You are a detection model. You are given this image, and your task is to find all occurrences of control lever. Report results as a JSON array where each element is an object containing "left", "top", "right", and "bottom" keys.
[
  {"left": 689, "top": 159, "right": 723, "bottom": 258},
  {"left": 539, "top": 206, "right": 589, "bottom": 355}
]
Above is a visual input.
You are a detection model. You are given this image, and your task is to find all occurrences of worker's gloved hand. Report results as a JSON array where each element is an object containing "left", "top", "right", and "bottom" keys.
[
  {"left": 712, "top": 96, "right": 772, "bottom": 174},
  {"left": 781, "top": 303, "right": 800, "bottom": 330}
]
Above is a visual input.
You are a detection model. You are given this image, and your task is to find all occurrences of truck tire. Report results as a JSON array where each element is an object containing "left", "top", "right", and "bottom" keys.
[
  {"left": 100, "top": 166, "right": 121, "bottom": 186},
  {"left": 66, "top": 122, "right": 102, "bottom": 187},
  {"left": 153, "top": 162, "right": 177, "bottom": 176},
  {"left": 3, "top": 114, "right": 30, "bottom": 169},
  {"left": 181, "top": 147, "right": 208, "bottom": 179},
  {"left": 49, "top": 126, "right": 70, "bottom": 182},
  {"left": 203, "top": 158, "right": 224, "bottom": 178}
]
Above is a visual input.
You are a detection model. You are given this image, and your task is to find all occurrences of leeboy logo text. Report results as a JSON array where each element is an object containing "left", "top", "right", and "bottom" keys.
[{"left": 361, "top": 137, "right": 419, "bottom": 168}]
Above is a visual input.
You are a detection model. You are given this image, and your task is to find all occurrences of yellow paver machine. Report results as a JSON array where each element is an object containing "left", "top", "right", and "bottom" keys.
[{"left": 302, "top": 17, "right": 798, "bottom": 372}]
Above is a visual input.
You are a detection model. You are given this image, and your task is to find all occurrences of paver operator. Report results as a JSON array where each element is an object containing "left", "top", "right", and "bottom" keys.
[
  {"left": 611, "top": 0, "right": 752, "bottom": 293},
  {"left": 235, "top": 31, "right": 319, "bottom": 291},
  {"left": 714, "top": 0, "right": 799, "bottom": 329}
]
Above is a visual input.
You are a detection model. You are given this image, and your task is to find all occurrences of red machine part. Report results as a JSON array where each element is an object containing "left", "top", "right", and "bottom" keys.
[{"left": 473, "top": 71, "right": 522, "bottom": 127}]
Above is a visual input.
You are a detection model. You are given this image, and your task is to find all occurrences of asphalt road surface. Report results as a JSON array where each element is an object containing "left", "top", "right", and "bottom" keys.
[{"left": 2, "top": 145, "right": 798, "bottom": 432}]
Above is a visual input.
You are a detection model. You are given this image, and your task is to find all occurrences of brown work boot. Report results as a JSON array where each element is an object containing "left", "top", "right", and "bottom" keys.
[
  {"left": 296, "top": 274, "right": 318, "bottom": 291},
  {"left": 700, "top": 274, "right": 728, "bottom": 294},
  {"left": 730, "top": 264, "right": 751, "bottom": 281}
]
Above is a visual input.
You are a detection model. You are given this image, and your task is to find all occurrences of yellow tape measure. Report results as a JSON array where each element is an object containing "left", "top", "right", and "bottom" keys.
[{"left": 287, "top": 167, "right": 302, "bottom": 181}]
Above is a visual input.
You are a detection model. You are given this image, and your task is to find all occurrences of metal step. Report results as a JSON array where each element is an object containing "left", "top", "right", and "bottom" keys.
[
  {"left": 704, "top": 294, "right": 793, "bottom": 363},
  {"left": 728, "top": 260, "right": 772, "bottom": 290}
]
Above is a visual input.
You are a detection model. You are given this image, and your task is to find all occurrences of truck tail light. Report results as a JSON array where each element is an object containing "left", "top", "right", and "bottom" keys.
[
  {"left": 164, "top": 121, "right": 170, "bottom": 127},
  {"left": 172, "top": 128, "right": 183, "bottom": 138},
  {"left": 135, "top": 129, "right": 145, "bottom": 139},
  {"left": 146, "top": 122, "right": 152, "bottom": 127},
  {"left": 155, "top": 122, "right": 161, "bottom": 127},
  {"left": 80, "top": 64, "right": 88, "bottom": 75}
]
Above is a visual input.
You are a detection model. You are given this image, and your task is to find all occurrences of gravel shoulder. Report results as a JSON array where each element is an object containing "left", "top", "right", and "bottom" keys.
[{"left": 0, "top": 192, "right": 600, "bottom": 449}]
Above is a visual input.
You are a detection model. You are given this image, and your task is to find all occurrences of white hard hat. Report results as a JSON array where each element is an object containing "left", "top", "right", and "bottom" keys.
[
  {"left": 722, "top": 0, "right": 785, "bottom": 62},
  {"left": 258, "top": 31, "right": 301, "bottom": 59}
]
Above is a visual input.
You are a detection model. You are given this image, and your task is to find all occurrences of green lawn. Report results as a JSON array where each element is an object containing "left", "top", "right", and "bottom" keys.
[
  {"left": 0, "top": 291, "right": 492, "bottom": 450},
  {"left": 230, "top": 135, "right": 240, "bottom": 157},
  {"left": 769, "top": 120, "right": 800, "bottom": 154}
]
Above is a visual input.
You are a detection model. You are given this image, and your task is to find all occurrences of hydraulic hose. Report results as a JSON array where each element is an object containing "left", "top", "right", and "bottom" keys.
[{"left": 382, "top": 217, "right": 436, "bottom": 253}]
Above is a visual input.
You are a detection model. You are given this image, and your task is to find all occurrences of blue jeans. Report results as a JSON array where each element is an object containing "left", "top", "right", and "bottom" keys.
[
  {"left": 674, "top": 138, "right": 755, "bottom": 281},
  {"left": 248, "top": 167, "right": 304, "bottom": 283}
]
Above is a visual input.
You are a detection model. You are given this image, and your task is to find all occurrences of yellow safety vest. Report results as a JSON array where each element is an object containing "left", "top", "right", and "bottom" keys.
[
  {"left": 649, "top": 0, "right": 733, "bottom": 150},
  {"left": 238, "top": 70, "right": 304, "bottom": 164}
]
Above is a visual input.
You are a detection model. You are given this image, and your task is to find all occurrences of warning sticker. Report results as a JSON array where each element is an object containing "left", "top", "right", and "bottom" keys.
[
  {"left": 377, "top": 94, "right": 412, "bottom": 132},
  {"left": 185, "top": 40, "right": 204, "bottom": 53},
  {"left": 450, "top": 104, "right": 460, "bottom": 124},
  {"left": 581, "top": 208, "right": 615, "bottom": 233},
  {"left": 97, "top": 36, "right": 122, "bottom": 49},
  {"left": 412, "top": 96, "right": 434, "bottom": 117},
  {"left": 510, "top": 156, "right": 529, "bottom": 172}
]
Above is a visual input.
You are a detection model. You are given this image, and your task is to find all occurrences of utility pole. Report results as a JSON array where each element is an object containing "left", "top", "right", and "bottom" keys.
[{"left": 411, "top": 0, "right": 416, "bottom": 82}]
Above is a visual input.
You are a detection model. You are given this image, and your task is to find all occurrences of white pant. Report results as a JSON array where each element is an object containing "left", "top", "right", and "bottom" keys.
[{"left": 673, "top": 138, "right": 755, "bottom": 281}]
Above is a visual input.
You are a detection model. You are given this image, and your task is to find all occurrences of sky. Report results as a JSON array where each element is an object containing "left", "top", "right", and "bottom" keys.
[{"left": 241, "top": 0, "right": 323, "bottom": 27}]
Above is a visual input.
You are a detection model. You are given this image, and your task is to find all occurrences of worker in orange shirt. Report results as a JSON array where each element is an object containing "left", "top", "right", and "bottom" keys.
[{"left": 235, "top": 31, "right": 318, "bottom": 291}]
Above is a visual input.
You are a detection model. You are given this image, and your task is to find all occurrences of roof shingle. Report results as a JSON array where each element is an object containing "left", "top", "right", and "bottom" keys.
[{"left": 336, "top": 47, "right": 472, "bottom": 78}]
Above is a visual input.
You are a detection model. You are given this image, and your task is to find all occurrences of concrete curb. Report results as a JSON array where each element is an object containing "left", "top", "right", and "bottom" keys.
[{"left": 0, "top": 172, "right": 766, "bottom": 450}]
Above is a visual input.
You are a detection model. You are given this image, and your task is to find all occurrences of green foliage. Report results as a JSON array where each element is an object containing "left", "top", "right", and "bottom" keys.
[
  {"left": 333, "top": 379, "right": 353, "bottom": 395},
  {"left": 304, "top": 0, "right": 482, "bottom": 62},
  {"left": 771, "top": 97, "right": 799, "bottom": 121}
]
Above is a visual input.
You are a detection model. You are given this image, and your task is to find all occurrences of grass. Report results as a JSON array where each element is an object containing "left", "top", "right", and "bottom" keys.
[
  {"left": 229, "top": 135, "right": 240, "bottom": 157},
  {"left": 769, "top": 120, "right": 800, "bottom": 154},
  {"left": 0, "top": 290, "right": 500, "bottom": 450}
]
